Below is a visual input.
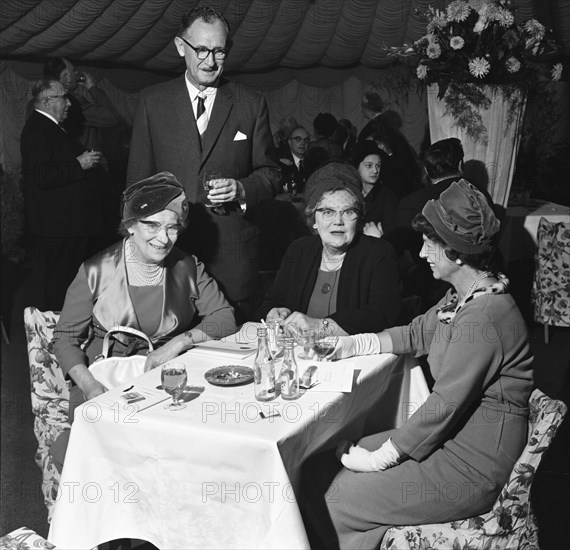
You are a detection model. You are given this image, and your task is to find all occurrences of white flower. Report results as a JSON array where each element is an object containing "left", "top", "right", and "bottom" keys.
[
  {"left": 427, "top": 13, "right": 448, "bottom": 34},
  {"left": 426, "top": 43, "right": 442, "bottom": 59},
  {"left": 505, "top": 57, "right": 521, "bottom": 73},
  {"left": 417, "top": 64, "right": 428, "bottom": 80},
  {"left": 469, "top": 57, "right": 491, "bottom": 78},
  {"left": 551, "top": 63, "right": 563, "bottom": 81},
  {"left": 450, "top": 36, "right": 465, "bottom": 50},
  {"left": 524, "top": 19, "right": 545, "bottom": 41},
  {"left": 446, "top": 1, "right": 471, "bottom": 22},
  {"left": 497, "top": 8, "right": 515, "bottom": 28}
]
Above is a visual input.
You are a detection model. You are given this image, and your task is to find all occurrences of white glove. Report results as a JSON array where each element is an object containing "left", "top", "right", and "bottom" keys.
[
  {"left": 331, "top": 333, "right": 382, "bottom": 360},
  {"left": 339, "top": 438, "right": 401, "bottom": 472}
]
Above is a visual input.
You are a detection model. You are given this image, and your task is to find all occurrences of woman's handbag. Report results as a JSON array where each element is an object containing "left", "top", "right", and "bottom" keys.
[{"left": 88, "top": 326, "right": 153, "bottom": 389}]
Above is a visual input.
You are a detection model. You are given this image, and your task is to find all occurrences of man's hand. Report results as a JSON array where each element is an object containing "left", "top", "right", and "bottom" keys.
[
  {"left": 77, "top": 150, "right": 102, "bottom": 170},
  {"left": 208, "top": 178, "right": 244, "bottom": 203},
  {"left": 363, "top": 221, "right": 383, "bottom": 239}
]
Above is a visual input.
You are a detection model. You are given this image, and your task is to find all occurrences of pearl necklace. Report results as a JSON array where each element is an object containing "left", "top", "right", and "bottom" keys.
[
  {"left": 127, "top": 259, "right": 165, "bottom": 286},
  {"left": 458, "top": 270, "right": 492, "bottom": 306},
  {"left": 125, "top": 238, "right": 165, "bottom": 286}
]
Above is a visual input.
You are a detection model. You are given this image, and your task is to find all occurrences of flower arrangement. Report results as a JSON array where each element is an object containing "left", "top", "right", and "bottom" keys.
[{"left": 389, "top": 0, "right": 563, "bottom": 142}]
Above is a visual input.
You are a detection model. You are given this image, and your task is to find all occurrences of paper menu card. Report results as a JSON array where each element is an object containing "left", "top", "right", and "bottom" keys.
[
  {"left": 300, "top": 361, "right": 355, "bottom": 392},
  {"left": 190, "top": 322, "right": 261, "bottom": 360},
  {"left": 191, "top": 339, "right": 257, "bottom": 360},
  {"left": 88, "top": 385, "right": 170, "bottom": 413}
]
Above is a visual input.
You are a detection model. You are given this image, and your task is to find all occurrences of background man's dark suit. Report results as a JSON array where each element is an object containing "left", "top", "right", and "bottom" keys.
[
  {"left": 127, "top": 76, "right": 281, "bottom": 306},
  {"left": 20, "top": 110, "right": 117, "bottom": 309}
]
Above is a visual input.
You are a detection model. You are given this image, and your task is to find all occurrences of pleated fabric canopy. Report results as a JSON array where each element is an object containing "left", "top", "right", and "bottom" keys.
[{"left": 2, "top": 0, "right": 568, "bottom": 75}]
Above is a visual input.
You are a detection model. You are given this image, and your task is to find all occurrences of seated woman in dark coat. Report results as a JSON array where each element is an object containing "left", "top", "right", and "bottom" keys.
[{"left": 255, "top": 162, "right": 401, "bottom": 336}]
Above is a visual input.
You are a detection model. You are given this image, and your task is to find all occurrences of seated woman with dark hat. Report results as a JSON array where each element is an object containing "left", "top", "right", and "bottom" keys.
[
  {"left": 301, "top": 180, "right": 533, "bottom": 550},
  {"left": 255, "top": 162, "right": 401, "bottom": 336},
  {"left": 50, "top": 172, "right": 236, "bottom": 469}
]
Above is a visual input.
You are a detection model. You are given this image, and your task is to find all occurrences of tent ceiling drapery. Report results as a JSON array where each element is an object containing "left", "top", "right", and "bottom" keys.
[{"left": 2, "top": 0, "right": 569, "bottom": 78}]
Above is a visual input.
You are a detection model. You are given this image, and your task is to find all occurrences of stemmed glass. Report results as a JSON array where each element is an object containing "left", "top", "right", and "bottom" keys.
[
  {"left": 312, "top": 336, "right": 339, "bottom": 362},
  {"left": 296, "top": 328, "right": 316, "bottom": 359},
  {"left": 161, "top": 363, "right": 188, "bottom": 410}
]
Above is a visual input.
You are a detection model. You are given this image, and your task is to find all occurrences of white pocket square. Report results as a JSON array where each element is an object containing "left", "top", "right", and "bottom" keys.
[{"left": 234, "top": 131, "right": 247, "bottom": 141}]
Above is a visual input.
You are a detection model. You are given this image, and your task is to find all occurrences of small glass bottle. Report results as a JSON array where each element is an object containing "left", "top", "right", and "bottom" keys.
[
  {"left": 279, "top": 337, "right": 300, "bottom": 400},
  {"left": 254, "top": 327, "right": 276, "bottom": 401}
]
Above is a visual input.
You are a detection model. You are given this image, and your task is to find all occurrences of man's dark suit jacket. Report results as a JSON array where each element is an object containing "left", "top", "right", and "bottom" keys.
[
  {"left": 127, "top": 76, "right": 281, "bottom": 302},
  {"left": 278, "top": 152, "right": 307, "bottom": 194},
  {"left": 20, "top": 110, "right": 110, "bottom": 238}
]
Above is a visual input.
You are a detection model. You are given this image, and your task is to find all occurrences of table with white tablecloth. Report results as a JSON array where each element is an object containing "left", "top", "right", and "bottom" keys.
[
  {"left": 48, "top": 347, "right": 428, "bottom": 550},
  {"left": 499, "top": 200, "right": 570, "bottom": 264}
]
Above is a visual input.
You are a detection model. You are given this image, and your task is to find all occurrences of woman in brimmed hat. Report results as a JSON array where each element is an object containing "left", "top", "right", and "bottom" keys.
[
  {"left": 255, "top": 162, "right": 401, "bottom": 336},
  {"left": 50, "top": 172, "right": 236, "bottom": 469},
  {"left": 301, "top": 180, "right": 534, "bottom": 549}
]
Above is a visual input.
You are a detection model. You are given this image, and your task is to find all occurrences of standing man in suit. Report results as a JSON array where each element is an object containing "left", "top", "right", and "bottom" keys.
[
  {"left": 127, "top": 6, "right": 281, "bottom": 321},
  {"left": 279, "top": 126, "right": 310, "bottom": 194},
  {"left": 20, "top": 79, "right": 114, "bottom": 310}
]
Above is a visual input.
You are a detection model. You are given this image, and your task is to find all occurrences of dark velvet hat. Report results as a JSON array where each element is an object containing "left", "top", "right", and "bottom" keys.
[
  {"left": 304, "top": 162, "right": 363, "bottom": 211},
  {"left": 422, "top": 179, "right": 499, "bottom": 254},
  {"left": 122, "top": 172, "right": 188, "bottom": 223}
]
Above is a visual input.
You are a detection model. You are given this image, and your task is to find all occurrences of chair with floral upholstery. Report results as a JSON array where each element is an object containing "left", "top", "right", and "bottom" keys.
[
  {"left": 0, "top": 526, "right": 55, "bottom": 549},
  {"left": 531, "top": 217, "right": 570, "bottom": 344},
  {"left": 24, "top": 306, "right": 71, "bottom": 522},
  {"left": 380, "top": 388, "right": 567, "bottom": 550}
]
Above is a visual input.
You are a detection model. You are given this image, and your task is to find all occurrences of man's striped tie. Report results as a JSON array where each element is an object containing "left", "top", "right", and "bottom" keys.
[{"left": 196, "top": 94, "right": 208, "bottom": 137}]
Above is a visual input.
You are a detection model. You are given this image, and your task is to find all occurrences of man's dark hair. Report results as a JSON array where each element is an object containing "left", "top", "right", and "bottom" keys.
[
  {"left": 424, "top": 138, "right": 464, "bottom": 179},
  {"left": 178, "top": 5, "right": 231, "bottom": 39},
  {"left": 313, "top": 112, "right": 338, "bottom": 138},
  {"left": 362, "top": 91, "right": 384, "bottom": 115},
  {"left": 43, "top": 58, "right": 67, "bottom": 81}
]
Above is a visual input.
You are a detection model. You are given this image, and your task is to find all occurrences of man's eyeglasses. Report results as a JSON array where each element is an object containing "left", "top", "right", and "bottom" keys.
[
  {"left": 138, "top": 220, "right": 182, "bottom": 236},
  {"left": 289, "top": 136, "right": 309, "bottom": 144},
  {"left": 179, "top": 36, "right": 228, "bottom": 61},
  {"left": 315, "top": 208, "right": 360, "bottom": 221},
  {"left": 44, "top": 94, "right": 70, "bottom": 102}
]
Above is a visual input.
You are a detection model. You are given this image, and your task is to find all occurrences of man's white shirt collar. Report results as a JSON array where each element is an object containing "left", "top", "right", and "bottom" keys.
[
  {"left": 35, "top": 109, "right": 59, "bottom": 125},
  {"left": 184, "top": 74, "right": 217, "bottom": 120}
]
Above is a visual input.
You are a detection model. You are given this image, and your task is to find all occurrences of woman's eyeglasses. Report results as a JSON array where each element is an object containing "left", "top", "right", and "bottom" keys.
[
  {"left": 315, "top": 208, "right": 359, "bottom": 221},
  {"left": 138, "top": 220, "right": 182, "bottom": 236}
]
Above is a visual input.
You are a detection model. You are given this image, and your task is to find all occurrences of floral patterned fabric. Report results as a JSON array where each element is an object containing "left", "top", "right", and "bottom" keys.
[
  {"left": 0, "top": 526, "right": 55, "bottom": 549},
  {"left": 532, "top": 217, "right": 570, "bottom": 329},
  {"left": 380, "top": 388, "right": 567, "bottom": 550},
  {"left": 24, "top": 307, "right": 71, "bottom": 522}
]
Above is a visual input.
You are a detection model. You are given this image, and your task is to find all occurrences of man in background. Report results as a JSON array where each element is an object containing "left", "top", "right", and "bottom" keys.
[
  {"left": 127, "top": 5, "right": 280, "bottom": 321},
  {"left": 279, "top": 125, "right": 310, "bottom": 194},
  {"left": 20, "top": 79, "right": 110, "bottom": 310}
]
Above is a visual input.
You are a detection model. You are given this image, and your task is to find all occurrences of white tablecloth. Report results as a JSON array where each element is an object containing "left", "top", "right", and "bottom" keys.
[
  {"left": 48, "top": 350, "right": 428, "bottom": 550},
  {"left": 499, "top": 200, "right": 570, "bottom": 263}
]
